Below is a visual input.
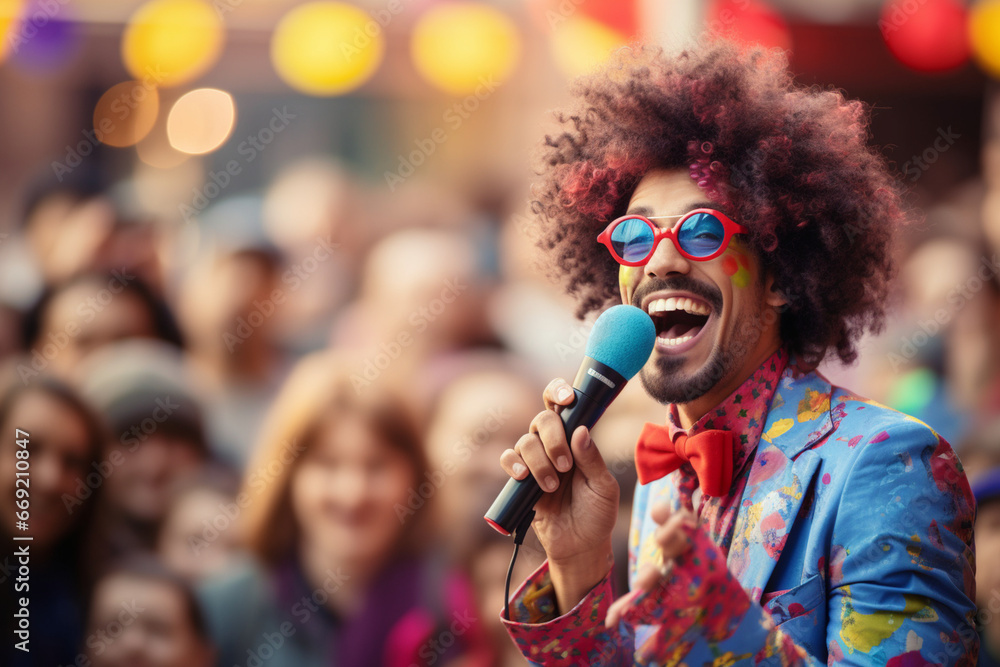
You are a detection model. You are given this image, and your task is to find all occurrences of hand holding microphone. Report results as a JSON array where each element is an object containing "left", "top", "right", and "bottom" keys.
[{"left": 487, "top": 305, "right": 655, "bottom": 612}]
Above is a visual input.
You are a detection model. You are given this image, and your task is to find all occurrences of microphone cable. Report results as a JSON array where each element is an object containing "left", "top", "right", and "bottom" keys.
[{"left": 503, "top": 509, "right": 534, "bottom": 621}]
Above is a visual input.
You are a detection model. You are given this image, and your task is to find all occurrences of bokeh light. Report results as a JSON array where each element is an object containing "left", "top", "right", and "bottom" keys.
[
  {"left": 136, "top": 126, "right": 190, "bottom": 169},
  {"left": 411, "top": 3, "right": 520, "bottom": 96},
  {"left": 0, "top": 0, "right": 23, "bottom": 64},
  {"left": 8, "top": 7, "right": 80, "bottom": 72},
  {"left": 136, "top": 88, "right": 190, "bottom": 168},
  {"left": 263, "top": 158, "right": 349, "bottom": 249},
  {"left": 93, "top": 80, "right": 160, "bottom": 148},
  {"left": 880, "top": 0, "right": 969, "bottom": 73},
  {"left": 549, "top": 14, "right": 628, "bottom": 79},
  {"left": 122, "top": 0, "right": 224, "bottom": 87},
  {"left": 166, "top": 88, "right": 236, "bottom": 155},
  {"left": 707, "top": 0, "right": 791, "bottom": 52},
  {"left": 971, "top": 0, "right": 1000, "bottom": 79},
  {"left": 271, "top": 1, "right": 384, "bottom": 97}
]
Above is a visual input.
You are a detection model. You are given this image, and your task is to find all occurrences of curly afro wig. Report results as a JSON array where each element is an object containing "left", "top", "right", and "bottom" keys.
[{"left": 527, "top": 41, "right": 903, "bottom": 366}]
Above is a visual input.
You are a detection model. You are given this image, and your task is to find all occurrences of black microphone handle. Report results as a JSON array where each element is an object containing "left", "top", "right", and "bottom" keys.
[{"left": 484, "top": 358, "right": 627, "bottom": 536}]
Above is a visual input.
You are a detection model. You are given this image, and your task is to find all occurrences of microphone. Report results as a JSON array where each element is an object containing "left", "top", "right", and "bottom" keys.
[{"left": 484, "top": 304, "right": 656, "bottom": 536}]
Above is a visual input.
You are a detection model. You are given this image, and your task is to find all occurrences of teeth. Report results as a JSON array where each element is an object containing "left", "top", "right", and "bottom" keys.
[
  {"left": 646, "top": 297, "right": 711, "bottom": 316},
  {"left": 657, "top": 334, "right": 694, "bottom": 346}
]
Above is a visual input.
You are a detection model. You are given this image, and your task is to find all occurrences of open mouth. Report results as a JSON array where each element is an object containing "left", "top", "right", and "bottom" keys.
[{"left": 646, "top": 296, "right": 711, "bottom": 349}]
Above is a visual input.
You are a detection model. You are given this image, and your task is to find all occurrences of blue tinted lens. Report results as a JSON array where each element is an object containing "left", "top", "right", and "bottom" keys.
[
  {"left": 677, "top": 213, "right": 725, "bottom": 257},
  {"left": 610, "top": 218, "right": 654, "bottom": 262}
]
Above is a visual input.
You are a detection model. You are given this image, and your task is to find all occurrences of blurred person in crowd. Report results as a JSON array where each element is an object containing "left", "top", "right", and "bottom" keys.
[
  {"left": 177, "top": 195, "right": 291, "bottom": 466},
  {"left": 492, "top": 189, "right": 597, "bottom": 381},
  {"left": 20, "top": 272, "right": 184, "bottom": 381},
  {"left": 957, "top": 417, "right": 1000, "bottom": 484},
  {"left": 0, "top": 301, "right": 23, "bottom": 363},
  {"left": 973, "top": 469, "right": 1000, "bottom": 666},
  {"left": 20, "top": 171, "right": 165, "bottom": 297},
  {"left": 158, "top": 464, "right": 244, "bottom": 582},
  {"left": 425, "top": 358, "right": 539, "bottom": 557},
  {"left": 459, "top": 523, "right": 545, "bottom": 667},
  {"left": 262, "top": 157, "right": 368, "bottom": 353},
  {"left": 333, "top": 227, "right": 497, "bottom": 415},
  {"left": 0, "top": 373, "right": 106, "bottom": 667},
  {"left": 861, "top": 230, "right": 1000, "bottom": 443},
  {"left": 86, "top": 558, "right": 215, "bottom": 667},
  {"left": 19, "top": 170, "right": 107, "bottom": 292},
  {"left": 199, "top": 351, "right": 485, "bottom": 667},
  {"left": 78, "top": 340, "right": 209, "bottom": 561}
]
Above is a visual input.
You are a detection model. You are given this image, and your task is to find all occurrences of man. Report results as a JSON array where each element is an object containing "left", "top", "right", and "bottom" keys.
[{"left": 498, "top": 42, "right": 977, "bottom": 665}]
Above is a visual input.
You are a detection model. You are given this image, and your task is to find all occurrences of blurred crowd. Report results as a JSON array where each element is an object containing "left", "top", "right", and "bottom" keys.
[
  {"left": 0, "top": 157, "right": 647, "bottom": 667},
  {"left": 2, "top": 114, "right": 1000, "bottom": 666}
]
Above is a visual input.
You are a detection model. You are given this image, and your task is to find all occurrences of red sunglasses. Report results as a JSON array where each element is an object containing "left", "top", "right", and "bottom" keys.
[{"left": 597, "top": 208, "right": 748, "bottom": 266}]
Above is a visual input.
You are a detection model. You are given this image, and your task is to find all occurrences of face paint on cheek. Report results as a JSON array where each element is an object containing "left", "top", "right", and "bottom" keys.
[
  {"left": 722, "top": 251, "right": 752, "bottom": 289},
  {"left": 619, "top": 265, "right": 641, "bottom": 304}
]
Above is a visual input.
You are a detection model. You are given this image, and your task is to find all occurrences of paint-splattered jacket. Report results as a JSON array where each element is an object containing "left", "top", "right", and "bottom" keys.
[{"left": 500, "top": 358, "right": 977, "bottom": 665}]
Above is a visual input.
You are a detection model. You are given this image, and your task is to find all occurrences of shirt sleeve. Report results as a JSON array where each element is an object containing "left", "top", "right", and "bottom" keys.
[
  {"left": 498, "top": 527, "right": 810, "bottom": 666},
  {"left": 615, "top": 524, "right": 812, "bottom": 665},
  {"left": 499, "top": 560, "right": 633, "bottom": 666}
]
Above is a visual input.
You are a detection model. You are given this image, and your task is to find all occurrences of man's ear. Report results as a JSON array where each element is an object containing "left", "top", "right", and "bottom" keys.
[{"left": 763, "top": 275, "right": 787, "bottom": 308}]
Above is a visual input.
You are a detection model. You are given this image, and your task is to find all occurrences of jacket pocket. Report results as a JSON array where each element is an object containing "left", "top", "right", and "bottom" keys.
[{"left": 763, "top": 573, "right": 825, "bottom": 626}]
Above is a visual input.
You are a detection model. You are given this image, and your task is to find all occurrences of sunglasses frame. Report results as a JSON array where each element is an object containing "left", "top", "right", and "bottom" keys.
[{"left": 596, "top": 208, "right": 748, "bottom": 266}]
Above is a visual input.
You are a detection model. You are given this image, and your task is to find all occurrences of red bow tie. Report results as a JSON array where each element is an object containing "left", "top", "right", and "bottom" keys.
[{"left": 635, "top": 423, "right": 735, "bottom": 496}]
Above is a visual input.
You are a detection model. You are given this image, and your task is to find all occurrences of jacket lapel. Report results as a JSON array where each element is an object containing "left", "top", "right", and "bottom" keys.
[{"left": 727, "top": 370, "right": 836, "bottom": 602}]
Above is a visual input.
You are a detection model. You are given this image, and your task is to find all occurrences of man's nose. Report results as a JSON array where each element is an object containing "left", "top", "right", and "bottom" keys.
[{"left": 644, "top": 236, "right": 692, "bottom": 278}]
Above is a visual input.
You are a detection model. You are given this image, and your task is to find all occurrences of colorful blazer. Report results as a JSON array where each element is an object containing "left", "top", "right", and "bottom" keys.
[{"left": 501, "top": 367, "right": 978, "bottom": 665}]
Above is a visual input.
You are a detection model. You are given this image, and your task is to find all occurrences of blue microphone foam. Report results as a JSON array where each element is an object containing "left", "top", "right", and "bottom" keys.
[{"left": 585, "top": 305, "right": 656, "bottom": 379}]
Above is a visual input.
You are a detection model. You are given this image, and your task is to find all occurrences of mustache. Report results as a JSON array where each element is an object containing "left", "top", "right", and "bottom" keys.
[{"left": 630, "top": 276, "right": 723, "bottom": 313}]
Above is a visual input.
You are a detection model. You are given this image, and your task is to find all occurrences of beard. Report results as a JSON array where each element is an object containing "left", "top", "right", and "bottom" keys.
[
  {"left": 636, "top": 285, "right": 765, "bottom": 405},
  {"left": 640, "top": 335, "right": 753, "bottom": 404}
]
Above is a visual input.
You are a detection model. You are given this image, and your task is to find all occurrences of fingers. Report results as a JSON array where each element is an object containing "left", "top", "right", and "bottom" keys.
[
  {"left": 516, "top": 431, "right": 562, "bottom": 492},
  {"left": 542, "top": 378, "right": 575, "bottom": 412},
  {"left": 633, "top": 562, "right": 669, "bottom": 592},
  {"left": 605, "top": 588, "right": 639, "bottom": 628},
  {"left": 650, "top": 501, "right": 672, "bottom": 525},
  {"left": 626, "top": 509, "right": 698, "bottom": 594},
  {"left": 530, "top": 410, "right": 573, "bottom": 473},
  {"left": 569, "top": 426, "right": 616, "bottom": 494},
  {"left": 605, "top": 562, "right": 670, "bottom": 628},
  {"left": 604, "top": 519, "right": 696, "bottom": 628},
  {"left": 495, "top": 377, "right": 596, "bottom": 495},
  {"left": 605, "top": 511, "right": 701, "bottom": 629},
  {"left": 498, "top": 406, "right": 575, "bottom": 493},
  {"left": 654, "top": 510, "right": 697, "bottom": 560},
  {"left": 499, "top": 446, "right": 529, "bottom": 480},
  {"left": 499, "top": 431, "right": 561, "bottom": 492}
]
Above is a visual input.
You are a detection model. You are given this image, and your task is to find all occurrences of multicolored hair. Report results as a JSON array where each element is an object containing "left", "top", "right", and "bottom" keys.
[{"left": 527, "top": 41, "right": 904, "bottom": 366}]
